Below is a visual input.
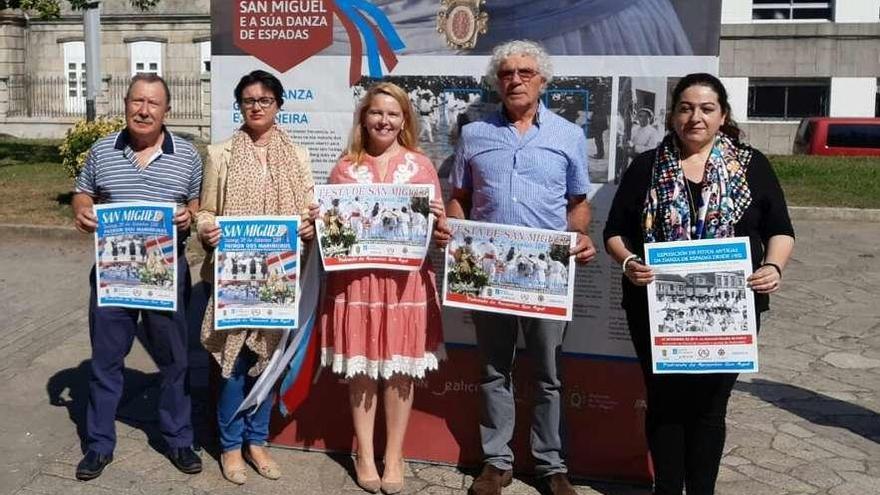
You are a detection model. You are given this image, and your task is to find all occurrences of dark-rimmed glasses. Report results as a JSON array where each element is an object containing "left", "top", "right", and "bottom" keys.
[{"left": 241, "top": 97, "right": 276, "bottom": 109}]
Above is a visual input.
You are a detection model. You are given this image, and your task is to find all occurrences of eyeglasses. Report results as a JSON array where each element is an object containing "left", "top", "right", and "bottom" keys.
[
  {"left": 241, "top": 97, "right": 276, "bottom": 108},
  {"left": 497, "top": 68, "right": 539, "bottom": 82}
]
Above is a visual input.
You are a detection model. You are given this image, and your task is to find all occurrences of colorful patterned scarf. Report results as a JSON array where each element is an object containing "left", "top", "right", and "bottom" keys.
[
  {"left": 202, "top": 125, "right": 313, "bottom": 378},
  {"left": 643, "top": 133, "right": 752, "bottom": 242}
]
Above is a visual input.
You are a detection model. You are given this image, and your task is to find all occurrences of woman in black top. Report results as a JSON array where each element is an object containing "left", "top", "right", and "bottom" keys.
[{"left": 604, "top": 73, "right": 795, "bottom": 495}]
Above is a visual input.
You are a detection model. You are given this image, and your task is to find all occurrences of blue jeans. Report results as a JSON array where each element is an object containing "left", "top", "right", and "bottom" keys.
[{"left": 217, "top": 349, "right": 274, "bottom": 452}]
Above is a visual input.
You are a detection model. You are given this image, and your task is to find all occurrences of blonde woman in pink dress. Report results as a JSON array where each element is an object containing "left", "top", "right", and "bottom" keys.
[{"left": 316, "top": 82, "right": 446, "bottom": 494}]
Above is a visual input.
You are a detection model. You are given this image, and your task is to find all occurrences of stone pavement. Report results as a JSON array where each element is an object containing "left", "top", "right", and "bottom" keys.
[{"left": 0, "top": 218, "right": 877, "bottom": 495}]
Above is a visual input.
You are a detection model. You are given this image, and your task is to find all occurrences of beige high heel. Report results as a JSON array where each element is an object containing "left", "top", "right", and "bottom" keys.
[{"left": 380, "top": 459, "right": 405, "bottom": 494}]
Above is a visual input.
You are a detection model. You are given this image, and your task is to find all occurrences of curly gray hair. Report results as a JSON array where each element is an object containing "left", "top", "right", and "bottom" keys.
[{"left": 485, "top": 40, "right": 553, "bottom": 90}]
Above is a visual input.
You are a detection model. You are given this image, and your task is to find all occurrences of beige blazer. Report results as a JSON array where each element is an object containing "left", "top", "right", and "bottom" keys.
[{"left": 195, "top": 137, "right": 313, "bottom": 282}]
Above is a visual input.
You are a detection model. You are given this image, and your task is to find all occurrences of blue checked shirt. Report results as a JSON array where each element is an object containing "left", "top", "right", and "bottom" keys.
[{"left": 451, "top": 102, "right": 591, "bottom": 231}]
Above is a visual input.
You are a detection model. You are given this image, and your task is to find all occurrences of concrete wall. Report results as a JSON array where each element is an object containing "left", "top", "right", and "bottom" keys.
[
  {"left": 720, "top": 22, "right": 880, "bottom": 78},
  {"left": 0, "top": 14, "right": 26, "bottom": 78},
  {"left": 720, "top": 76, "right": 749, "bottom": 122},
  {"left": 740, "top": 122, "right": 800, "bottom": 155},
  {"left": 721, "top": 0, "right": 751, "bottom": 24},
  {"left": 830, "top": 77, "right": 878, "bottom": 117},
  {"left": 26, "top": 20, "right": 210, "bottom": 78},
  {"left": 835, "top": 0, "right": 880, "bottom": 23}
]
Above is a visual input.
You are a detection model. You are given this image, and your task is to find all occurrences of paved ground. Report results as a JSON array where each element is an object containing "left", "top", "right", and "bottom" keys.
[{"left": 0, "top": 218, "right": 877, "bottom": 495}]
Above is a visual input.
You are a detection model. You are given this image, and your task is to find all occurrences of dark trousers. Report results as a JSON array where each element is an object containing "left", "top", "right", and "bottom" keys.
[
  {"left": 85, "top": 256, "right": 194, "bottom": 455},
  {"left": 626, "top": 306, "right": 759, "bottom": 495}
]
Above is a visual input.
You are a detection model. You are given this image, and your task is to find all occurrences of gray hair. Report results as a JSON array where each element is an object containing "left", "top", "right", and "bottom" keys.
[
  {"left": 485, "top": 40, "right": 553, "bottom": 90},
  {"left": 125, "top": 73, "right": 171, "bottom": 107}
]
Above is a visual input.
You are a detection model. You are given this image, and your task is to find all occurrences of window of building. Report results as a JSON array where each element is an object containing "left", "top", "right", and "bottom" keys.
[
  {"left": 752, "top": 0, "right": 832, "bottom": 21},
  {"left": 747, "top": 78, "right": 829, "bottom": 120},
  {"left": 199, "top": 41, "right": 211, "bottom": 73},
  {"left": 130, "top": 41, "right": 163, "bottom": 76},
  {"left": 63, "top": 41, "right": 86, "bottom": 113}
]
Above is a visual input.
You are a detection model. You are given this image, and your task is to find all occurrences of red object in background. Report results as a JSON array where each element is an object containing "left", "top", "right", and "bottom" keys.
[
  {"left": 793, "top": 117, "right": 880, "bottom": 156},
  {"left": 233, "top": 0, "right": 334, "bottom": 73},
  {"left": 270, "top": 346, "right": 651, "bottom": 484}
]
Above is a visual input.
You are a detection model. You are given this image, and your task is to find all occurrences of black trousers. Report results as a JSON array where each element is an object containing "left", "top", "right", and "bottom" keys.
[{"left": 626, "top": 306, "right": 759, "bottom": 495}]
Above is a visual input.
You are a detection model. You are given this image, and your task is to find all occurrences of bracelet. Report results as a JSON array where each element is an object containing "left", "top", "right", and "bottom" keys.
[
  {"left": 622, "top": 254, "right": 640, "bottom": 273},
  {"left": 761, "top": 262, "right": 783, "bottom": 277}
]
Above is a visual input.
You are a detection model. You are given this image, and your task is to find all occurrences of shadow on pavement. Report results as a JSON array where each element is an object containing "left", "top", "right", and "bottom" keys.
[{"left": 736, "top": 378, "right": 880, "bottom": 444}]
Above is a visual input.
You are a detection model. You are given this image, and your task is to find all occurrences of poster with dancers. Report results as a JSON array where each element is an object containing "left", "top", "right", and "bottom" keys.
[
  {"left": 442, "top": 219, "right": 576, "bottom": 321},
  {"left": 93, "top": 202, "right": 178, "bottom": 311},
  {"left": 314, "top": 184, "right": 434, "bottom": 272},
  {"left": 214, "top": 216, "right": 301, "bottom": 330},
  {"left": 645, "top": 237, "right": 758, "bottom": 374}
]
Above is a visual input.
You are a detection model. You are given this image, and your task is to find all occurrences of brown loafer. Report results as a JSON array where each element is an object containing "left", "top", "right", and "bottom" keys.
[
  {"left": 542, "top": 473, "right": 577, "bottom": 495},
  {"left": 468, "top": 463, "right": 513, "bottom": 495}
]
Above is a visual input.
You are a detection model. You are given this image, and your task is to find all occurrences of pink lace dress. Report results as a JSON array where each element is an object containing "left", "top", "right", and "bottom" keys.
[{"left": 319, "top": 149, "right": 445, "bottom": 379}]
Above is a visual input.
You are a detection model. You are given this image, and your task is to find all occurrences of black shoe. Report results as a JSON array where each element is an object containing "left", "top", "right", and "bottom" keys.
[
  {"left": 167, "top": 446, "right": 202, "bottom": 474},
  {"left": 75, "top": 450, "right": 113, "bottom": 481}
]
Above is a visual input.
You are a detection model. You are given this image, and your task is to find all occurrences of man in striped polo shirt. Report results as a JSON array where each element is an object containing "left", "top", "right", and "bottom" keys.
[
  {"left": 446, "top": 40, "right": 597, "bottom": 495},
  {"left": 71, "top": 74, "right": 203, "bottom": 481}
]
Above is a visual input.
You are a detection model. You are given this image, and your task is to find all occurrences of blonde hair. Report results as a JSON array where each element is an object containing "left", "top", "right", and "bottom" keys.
[{"left": 346, "top": 82, "right": 421, "bottom": 164}]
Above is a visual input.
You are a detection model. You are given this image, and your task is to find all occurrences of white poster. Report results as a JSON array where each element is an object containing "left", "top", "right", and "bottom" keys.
[
  {"left": 443, "top": 219, "right": 576, "bottom": 322},
  {"left": 314, "top": 183, "right": 434, "bottom": 271},
  {"left": 645, "top": 237, "right": 758, "bottom": 374}
]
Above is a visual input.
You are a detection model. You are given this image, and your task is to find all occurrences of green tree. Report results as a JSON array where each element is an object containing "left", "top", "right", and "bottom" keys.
[{"left": 0, "top": 1, "right": 160, "bottom": 19}]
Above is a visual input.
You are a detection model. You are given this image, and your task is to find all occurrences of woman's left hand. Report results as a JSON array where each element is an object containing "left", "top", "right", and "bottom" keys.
[
  {"left": 298, "top": 218, "right": 315, "bottom": 241},
  {"left": 429, "top": 199, "right": 451, "bottom": 247},
  {"left": 748, "top": 264, "right": 782, "bottom": 294}
]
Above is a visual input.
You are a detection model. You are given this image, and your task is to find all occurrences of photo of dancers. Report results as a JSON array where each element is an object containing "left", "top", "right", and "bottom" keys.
[
  {"left": 314, "top": 184, "right": 434, "bottom": 271},
  {"left": 445, "top": 228, "right": 573, "bottom": 297},
  {"left": 651, "top": 270, "right": 750, "bottom": 334},
  {"left": 215, "top": 251, "right": 297, "bottom": 308},
  {"left": 96, "top": 234, "right": 174, "bottom": 288}
]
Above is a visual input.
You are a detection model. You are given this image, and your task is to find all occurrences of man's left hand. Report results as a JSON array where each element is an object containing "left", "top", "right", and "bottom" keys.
[
  {"left": 174, "top": 206, "right": 192, "bottom": 232},
  {"left": 570, "top": 233, "right": 597, "bottom": 264}
]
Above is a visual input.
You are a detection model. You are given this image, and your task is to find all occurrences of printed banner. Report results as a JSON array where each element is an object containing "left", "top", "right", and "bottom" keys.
[
  {"left": 93, "top": 202, "right": 178, "bottom": 311},
  {"left": 645, "top": 237, "right": 758, "bottom": 374},
  {"left": 314, "top": 183, "right": 434, "bottom": 271},
  {"left": 214, "top": 216, "right": 302, "bottom": 329},
  {"left": 442, "top": 219, "right": 576, "bottom": 321}
]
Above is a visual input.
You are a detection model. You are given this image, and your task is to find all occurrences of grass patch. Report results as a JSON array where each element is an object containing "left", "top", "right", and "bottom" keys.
[
  {"left": 770, "top": 155, "right": 880, "bottom": 209},
  {"left": 0, "top": 137, "right": 73, "bottom": 225}
]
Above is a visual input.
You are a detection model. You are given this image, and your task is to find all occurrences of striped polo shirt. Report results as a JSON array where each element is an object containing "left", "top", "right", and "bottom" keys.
[
  {"left": 451, "top": 102, "right": 591, "bottom": 231},
  {"left": 74, "top": 127, "right": 203, "bottom": 205}
]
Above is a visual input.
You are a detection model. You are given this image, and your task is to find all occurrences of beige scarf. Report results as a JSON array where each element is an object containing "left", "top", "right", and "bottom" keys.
[{"left": 201, "top": 125, "right": 311, "bottom": 378}]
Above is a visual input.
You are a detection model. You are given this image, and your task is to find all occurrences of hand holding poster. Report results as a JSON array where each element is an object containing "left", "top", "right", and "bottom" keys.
[
  {"left": 314, "top": 184, "right": 434, "bottom": 271},
  {"left": 442, "top": 219, "right": 576, "bottom": 321},
  {"left": 94, "top": 202, "right": 178, "bottom": 311},
  {"left": 645, "top": 237, "right": 758, "bottom": 374},
  {"left": 214, "top": 216, "right": 301, "bottom": 330}
]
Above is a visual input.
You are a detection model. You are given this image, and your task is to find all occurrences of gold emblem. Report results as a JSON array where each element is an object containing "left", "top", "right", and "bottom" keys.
[{"left": 437, "top": 0, "right": 488, "bottom": 50}]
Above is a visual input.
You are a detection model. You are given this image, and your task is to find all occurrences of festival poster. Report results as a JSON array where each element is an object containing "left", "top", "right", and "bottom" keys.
[
  {"left": 645, "top": 237, "right": 759, "bottom": 374},
  {"left": 93, "top": 202, "right": 178, "bottom": 311},
  {"left": 214, "top": 216, "right": 302, "bottom": 330},
  {"left": 442, "top": 219, "right": 576, "bottom": 321},
  {"left": 314, "top": 183, "right": 434, "bottom": 271}
]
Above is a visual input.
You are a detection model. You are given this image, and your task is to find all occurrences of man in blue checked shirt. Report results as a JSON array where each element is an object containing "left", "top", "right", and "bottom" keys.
[
  {"left": 70, "top": 74, "right": 203, "bottom": 481},
  {"left": 442, "top": 40, "right": 597, "bottom": 495}
]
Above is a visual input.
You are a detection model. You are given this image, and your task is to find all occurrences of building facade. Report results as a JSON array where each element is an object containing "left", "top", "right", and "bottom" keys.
[
  {"left": 0, "top": 0, "right": 210, "bottom": 139},
  {"left": 720, "top": 0, "right": 880, "bottom": 153},
  {"left": 2, "top": 0, "right": 878, "bottom": 152}
]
